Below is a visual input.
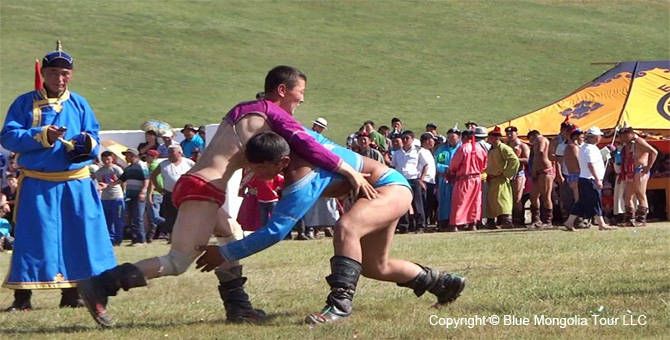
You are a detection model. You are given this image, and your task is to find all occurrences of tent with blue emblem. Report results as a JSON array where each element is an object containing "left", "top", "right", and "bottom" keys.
[{"left": 490, "top": 61, "right": 670, "bottom": 152}]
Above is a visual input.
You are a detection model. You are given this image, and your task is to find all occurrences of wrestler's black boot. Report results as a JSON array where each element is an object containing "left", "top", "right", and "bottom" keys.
[
  {"left": 59, "top": 288, "right": 84, "bottom": 308},
  {"left": 540, "top": 207, "right": 554, "bottom": 229},
  {"left": 498, "top": 214, "right": 513, "bottom": 229},
  {"left": 529, "top": 205, "right": 541, "bottom": 229},
  {"left": 78, "top": 263, "right": 147, "bottom": 328},
  {"left": 635, "top": 206, "right": 648, "bottom": 227},
  {"left": 3, "top": 290, "right": 32, "bottom": 312},
  {"left": 397, "top": 265, "right": 466, "bottom": 306},
  {"left": 512, "top": 207, "right": 525, "bottom": 227},
  {"left": 216, "top": 266, "right": 266, "bottom": 323},
  {"left": 623, "top": 207, "right": 636, "bottom": 227},
  {"left": 306, "top": 256, "right": 362, "bottom": 324}
]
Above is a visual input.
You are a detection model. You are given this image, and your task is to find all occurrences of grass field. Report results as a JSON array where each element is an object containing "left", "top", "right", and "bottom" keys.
[
  {"left": 1, "top": 0, "right": 668, "bottom": 140},
  {"left": 1, "top": 224, "right": 669, "bottom": 339}
]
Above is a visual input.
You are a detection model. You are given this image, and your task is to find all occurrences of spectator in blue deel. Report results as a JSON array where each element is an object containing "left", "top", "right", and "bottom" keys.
[
  {"left": 180, "top": 124, "right": 205, "bottom": 158},
  {"left": 0, "top": 41, "right": 116, "bottom": 311}
]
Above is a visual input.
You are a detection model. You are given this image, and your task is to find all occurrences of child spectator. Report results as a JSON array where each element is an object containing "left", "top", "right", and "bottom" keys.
[
  {"left": 602, "top": 183, "right": 614, "bottom": 223},
  {"left": 0, "top": 206, "right": 13, "bottom": 252},
  {"left": 236, "top": 168, "right": 261, "bottom": 232},
  {"left": 247, "top": 173, "right": 284, "bottom": 227},
  {"left": 95, "top": 151, "right": 126, "bottom": 246},
  {"left": 1, "top": 174, "right": 18, "bottom": 226}
]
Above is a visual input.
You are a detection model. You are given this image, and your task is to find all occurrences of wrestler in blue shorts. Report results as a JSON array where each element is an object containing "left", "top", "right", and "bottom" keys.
[{"left": 197, "top": 130, "right": 466, "bottom": 324}]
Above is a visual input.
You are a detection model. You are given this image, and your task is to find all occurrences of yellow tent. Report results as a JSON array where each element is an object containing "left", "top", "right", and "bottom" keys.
[{"left": 492, "top": 61, "right": 670, "bottom": 152}]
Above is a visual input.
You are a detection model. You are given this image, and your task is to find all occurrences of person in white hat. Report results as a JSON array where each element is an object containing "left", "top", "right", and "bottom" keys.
[
  {"left": 157, "top": 129, "right": 179, "bottom": 158},
  {"left": 564, "top": 127, "right": 615, "bottom": 231},
  {"left": 311, "top": 117, "right": 328, "bottom": 134}
]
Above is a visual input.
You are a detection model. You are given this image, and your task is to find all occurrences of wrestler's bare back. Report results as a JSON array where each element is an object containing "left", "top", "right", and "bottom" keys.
[{"left": 532, "top": 136, "right": 552, "bottom": 174}]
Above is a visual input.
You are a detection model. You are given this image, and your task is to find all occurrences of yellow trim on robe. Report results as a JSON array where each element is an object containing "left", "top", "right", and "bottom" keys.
[
  {"left": 22, "top": 167, "right": 90, "bottom": 181},
  {"left": 5, "top": 166, "right": 93, "bottom": 289},
  {"left": 3, "top": 280, "right": 78, "bottom": 290},
  {"left": 34, "top": 126, "right": 54, "bottom": 148}
]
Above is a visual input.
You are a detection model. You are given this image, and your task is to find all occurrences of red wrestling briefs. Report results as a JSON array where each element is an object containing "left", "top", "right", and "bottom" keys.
[
  {"left": 542, "top": 167, "right": 556, "bottom": 176},
  {"left": 171, "top": 173, "right": 226, "bottom": 208}
]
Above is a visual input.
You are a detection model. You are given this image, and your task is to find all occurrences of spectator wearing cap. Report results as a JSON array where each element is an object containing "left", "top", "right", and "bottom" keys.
[
  {"left": 157, "top": 129, "right": 179, "bottom": 158},
  {"left": 447, "top": 128, "right": 488, "bottom": 231},
  {"left": 356, "top": 131, "right": 385, "bottom": 164},
  {"left": 505, "top": 125, "right": 531, "bottom": 226},
  {"left": 564, "top": 127, "right": 615, "bottom": 231},
  {"left": 465, "top": 120, "right": 479, "bottom": 130},
  {"left": 418, "top": 133, "right": 438, "bottom": 227},
  {"left": 363, "top": 121, "right": 388, "bottom": 152},
  {"left": 137, "top": 130, "right": 159, "bottom": 159},
  {"left": 115, "top": 148, "right": 151, "bottom": 245},
  {"left": 474, "top": 126, "right": 492, "bottom": 228},
  {"left": 391, "top": 131, "right": 426, "bottom": 233},
  {"left": 388, "top": 117, "right": 404, "bottom": 139},
  {"left": 485, "top": 127, "right": 520, "bottom": 229},
  {"left": 434, "top": 125, "right": 462, "bottom": 230},
  {"left": 96, "top": 151, "right": 126, "bottom": 246},
  {"left": 312, "top": 117, "right": 328, "bottom": 134},
  {"left": 145, "top": 149, "right": 166, "bottom": 242},
  {"left": 150, "top": 145, "right": 195, "bottom": 241},
  {"left": 346, "top": 126, "right": 364, "bottom": 152},
  {"left": 180, "top": 124, "right": 205, "bottom": 158},
  {"left": 197, "top": 126, "right": 207, "bottom": 150},
  {"left": 425, "top": 123, "right": 446, "bottom": 145}
]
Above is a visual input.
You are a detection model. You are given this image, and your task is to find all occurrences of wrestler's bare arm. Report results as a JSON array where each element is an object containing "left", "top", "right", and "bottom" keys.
[
  {"left": 548, "top": 138, "right": 559, "bottom": 162},
  {"left": 518, "top": 143, "right": 530, "bottom": 166},
  {"left": 635, "top": 138, "right": 659, "bottom": 171}
]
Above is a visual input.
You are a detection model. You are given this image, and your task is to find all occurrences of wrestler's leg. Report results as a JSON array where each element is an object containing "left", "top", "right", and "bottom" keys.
[
  {"left": 529, "top": 178, "right": 541, "bottom": 227},
  {"left": 211, "top": 207, "right": 266, "bottom": 322},
  {"left": 634, "top": 173, "right": 649, "bottom": 208},
  {"left": 541, "top": 174, "right": 554, "bottom": 210},
  {"left": 333, "top": 186, "right": 409, "bottom": 262},
  {"left": 133, "top": 201, "right": 220, "bottom": 279},
  {"left": 307, "top": 186, "right": 464, "bottom": 324},
  {"left": 569, "top": 181, "right": 579, "bottom": 202},
  {"left": 539, "top": 173, "right": 554, "bottom": 226},
  {"left": 511, "top": 177, "right": 525, "bottom": 225},
  {"left": 77, "top": 198, "right": 220, "bottom": 327},
  {"left": 623, "top": 181, "right": 637, "bottom": 225},
  {"left": 633, "top": 173, "right": 650, "bottom": 225}
]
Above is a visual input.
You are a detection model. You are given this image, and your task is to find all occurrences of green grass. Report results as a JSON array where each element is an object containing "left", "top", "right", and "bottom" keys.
[
  {"left": 1, "top": 0, "right": 668, "bottom": 141},
  {"left": 1, "top": 224, "right": 669, "bottom": 339}
]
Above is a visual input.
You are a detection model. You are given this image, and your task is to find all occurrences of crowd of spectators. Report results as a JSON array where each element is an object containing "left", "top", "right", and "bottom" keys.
[{"left": 0, "top": 116, "right": 666, "bottom": 250}]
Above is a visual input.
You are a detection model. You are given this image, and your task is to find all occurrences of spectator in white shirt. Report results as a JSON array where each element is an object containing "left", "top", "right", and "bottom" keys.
[
  {"left": 150, "top": 145, "right": 195, "bottom": 241},
  {"left": 391, "top": 131, "right": 425, "bottom": 233},
  {"left": 564, "top": 127, "right": 615, "bottom": 231},
  {"left": 418, "top": 133, "right": 437, "bottom": 227}
]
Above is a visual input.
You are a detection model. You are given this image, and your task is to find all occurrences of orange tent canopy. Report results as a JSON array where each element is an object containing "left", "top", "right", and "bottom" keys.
[{"left": 491, "top": 61, "right": 670, "bottom": 153}]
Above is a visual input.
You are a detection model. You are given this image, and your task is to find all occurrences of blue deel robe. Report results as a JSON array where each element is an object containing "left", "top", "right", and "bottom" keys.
[{"left": 1, "top": 89, "right": 117, "bottom": 289}]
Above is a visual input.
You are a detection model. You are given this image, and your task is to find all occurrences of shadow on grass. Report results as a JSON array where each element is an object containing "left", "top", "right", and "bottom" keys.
[{"left": 0, "top": 312, "right": 292, "bottom": 334}]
